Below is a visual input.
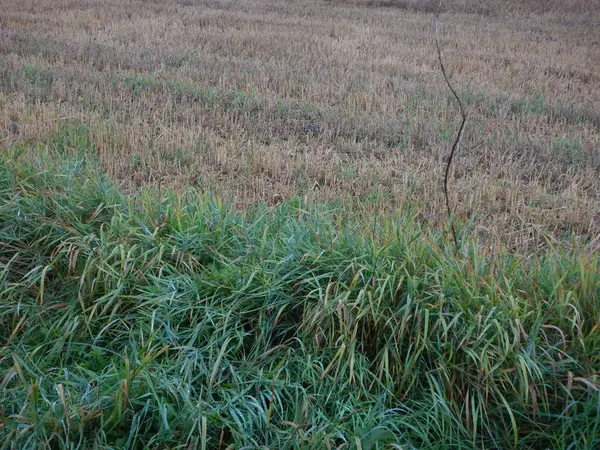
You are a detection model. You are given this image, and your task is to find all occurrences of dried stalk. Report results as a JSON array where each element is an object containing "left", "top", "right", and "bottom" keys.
[{"left": 435, "top": 1, "right": 467, "bottom": 251}]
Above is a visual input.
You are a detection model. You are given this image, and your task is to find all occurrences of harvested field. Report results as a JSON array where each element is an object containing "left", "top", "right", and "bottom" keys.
[{"left": 1, "top": 0, "right": 599, "bottom": 251}]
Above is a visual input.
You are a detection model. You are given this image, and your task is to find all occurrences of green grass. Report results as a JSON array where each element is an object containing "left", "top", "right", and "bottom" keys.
[{"left": 0, "top": 148, "right": 599, "bottom": 449}]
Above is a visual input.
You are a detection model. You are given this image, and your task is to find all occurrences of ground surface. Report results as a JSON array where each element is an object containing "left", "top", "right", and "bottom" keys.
[{"left": 2, "top": 0, "right": 599, "bottom": 251}]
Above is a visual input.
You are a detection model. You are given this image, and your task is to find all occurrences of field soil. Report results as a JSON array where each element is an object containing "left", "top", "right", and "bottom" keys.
[{"left": 1, "top": 0, "right": 599, "bottom": 251}]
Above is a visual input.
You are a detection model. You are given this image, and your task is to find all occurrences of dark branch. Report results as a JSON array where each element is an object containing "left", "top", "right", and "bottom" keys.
[{"left": 434, "top": 1, "right": 466, "bottom": 251}]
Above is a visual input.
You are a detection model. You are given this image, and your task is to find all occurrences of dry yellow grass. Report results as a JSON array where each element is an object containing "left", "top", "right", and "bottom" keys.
[{"left": 1, "top": 0, "right": 599, "bottom": 251}]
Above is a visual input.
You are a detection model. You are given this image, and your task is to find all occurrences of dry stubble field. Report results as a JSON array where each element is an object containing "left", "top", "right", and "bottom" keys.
[{"left": 1, "top": 0, "right": 600, "bottom": 252}]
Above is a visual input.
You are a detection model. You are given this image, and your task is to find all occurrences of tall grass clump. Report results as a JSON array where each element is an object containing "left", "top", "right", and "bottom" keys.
[{"left": 1, "top": 148, "right": 599, "bottom": 449}]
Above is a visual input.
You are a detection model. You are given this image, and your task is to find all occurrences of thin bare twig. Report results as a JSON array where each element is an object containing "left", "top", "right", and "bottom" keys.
[{"left": 435, "top": 1, "right": 467, "bottom": 251}]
